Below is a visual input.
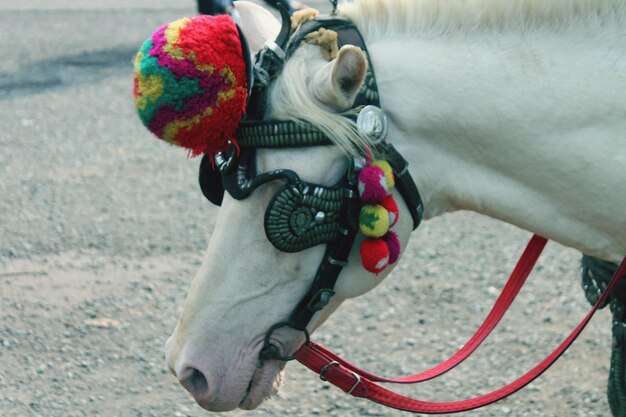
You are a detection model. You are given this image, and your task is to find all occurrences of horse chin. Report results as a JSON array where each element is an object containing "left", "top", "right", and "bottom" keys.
[
  {"left": 237, "top": 331, "right": 308, "bottom": 409},
  {"left": 238, "top": 360, "right": 286, "bottom": 410}
]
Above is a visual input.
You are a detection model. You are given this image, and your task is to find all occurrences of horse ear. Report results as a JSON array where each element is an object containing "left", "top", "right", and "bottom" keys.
[
  {"left": 234, "top": 1, "right": 281, "bottom": 53},
  {"left": 311, "top": 45, "right": 368, "bottom": 111}
]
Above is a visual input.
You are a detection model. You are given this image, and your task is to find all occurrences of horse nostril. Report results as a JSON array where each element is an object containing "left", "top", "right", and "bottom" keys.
[{"left": 179, "top": 367, "right": 210, "bottom": 400}]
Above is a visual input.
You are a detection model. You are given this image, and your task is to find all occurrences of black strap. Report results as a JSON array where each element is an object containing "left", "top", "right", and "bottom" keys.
[
  {"left": 289, "top": 186, "right": 360, "bottom": 330},
  {"left": 383, "top": 143, "right": 424, "bottom": 230},
  {"left": 289, "top": 228, "right": 358, "bottom": 330}
]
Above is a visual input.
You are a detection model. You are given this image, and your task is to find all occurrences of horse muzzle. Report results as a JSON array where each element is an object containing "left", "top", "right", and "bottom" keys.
[{"left": 165, "top": 331, "right": 296, "bottom": 411}]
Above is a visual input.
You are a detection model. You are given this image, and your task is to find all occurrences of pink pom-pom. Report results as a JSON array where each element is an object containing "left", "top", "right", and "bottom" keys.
[
  {"left": 360, "top": 238, "right": 390, "bottom": 274},
  {"left": 358, "top": 166, "right": 389, "bottom": 203},
  {"left": 384, "top": 231, "right": 401, "bottom": 264},
  {"left": 380, "top": 195, "right": 399, "bottom": 227}
]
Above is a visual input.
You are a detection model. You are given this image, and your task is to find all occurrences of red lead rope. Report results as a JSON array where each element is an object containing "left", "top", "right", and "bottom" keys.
[
  {"left": 302, "top": 235, "right": 547, "bottom": 384},
  {"left": 294, "top": 235, "right": 626, "bottom": 414}
]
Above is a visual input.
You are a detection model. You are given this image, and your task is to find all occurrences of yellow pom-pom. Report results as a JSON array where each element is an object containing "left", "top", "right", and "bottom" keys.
[
  {"left": 372, "top": 160, "right": 395, "bottom": 189},
  {"left": 359, "top": 204, "right": 390, "bottom": 238}
]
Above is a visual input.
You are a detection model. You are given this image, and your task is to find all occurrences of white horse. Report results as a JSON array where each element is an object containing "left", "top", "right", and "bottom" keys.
[{"left": 165, "top": 0, "right": 626, "bottom": 412}]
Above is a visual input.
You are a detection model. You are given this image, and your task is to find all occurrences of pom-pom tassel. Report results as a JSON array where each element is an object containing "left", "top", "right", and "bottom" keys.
[
  {"left": 359, "top": 204, "right": 390, "bottom": 238},
  {"left": 360, "top": 238, "right": 390, "bottom": 274},
  {"left": 380, "top": 195, "right": 399, "bottom": 227},
  {"left": 371, "top": 160, "right": 395, "bottom": 189},
  {"left": 358, "top": 165, "right": 389, "bottom": 203},
  {"left": 384, "top": 231, "right": 401, "bottom": 264},
  {"left": 357, "top": 157, "right": 402, "bottom": 274}
]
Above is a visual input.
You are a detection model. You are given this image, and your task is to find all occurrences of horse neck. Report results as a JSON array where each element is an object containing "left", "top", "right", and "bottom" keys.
[{"left": 366, "top": 25, "right": 626, "bottom": 261}]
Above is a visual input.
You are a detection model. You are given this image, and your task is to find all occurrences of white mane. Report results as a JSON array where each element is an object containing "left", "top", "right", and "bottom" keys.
[
  {"left": 268, "top": 45, "right": 369, "bottom": 156},
  {"left": 339, "top": 0, "right": 626, "bottom": 41}
]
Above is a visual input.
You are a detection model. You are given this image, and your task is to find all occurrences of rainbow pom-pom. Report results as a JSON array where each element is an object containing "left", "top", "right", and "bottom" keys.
[{"left": 133, "top": 15, "right": 248, "bottom": 157}]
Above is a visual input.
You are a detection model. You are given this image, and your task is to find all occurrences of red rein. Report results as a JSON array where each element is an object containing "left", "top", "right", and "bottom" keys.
[{"left": 295, "top": 235, "right": 626, "bottom": 414}]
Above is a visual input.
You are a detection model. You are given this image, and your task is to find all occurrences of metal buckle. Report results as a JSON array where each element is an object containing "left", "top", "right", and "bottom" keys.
[
  {"left": 327, "top": 256, "right": 348, "bottom": 267},
  {"left": 347, "top": 373, "right": 362, "bottom": 395},
  {"left": 264, "top": 40, "right": 286, "bottom": 61},
  {"left": 306, "top": 289, "right": 335, "bottom": 311},
  {"left": 319, "top": 361, "right": 363, "bottom": 395},
  {"left": 319, "top": 361, "right": 339, "bottom": 381}
]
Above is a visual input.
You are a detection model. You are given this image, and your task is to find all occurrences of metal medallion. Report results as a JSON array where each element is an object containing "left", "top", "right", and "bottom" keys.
[{"left": 356, "top": 105, "right": 388, "bottom": 144}]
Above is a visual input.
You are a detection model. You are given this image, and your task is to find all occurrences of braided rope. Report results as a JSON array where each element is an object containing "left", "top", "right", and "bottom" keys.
[{"left": 236, "top": 120, "right": 333, "bottom": 148}]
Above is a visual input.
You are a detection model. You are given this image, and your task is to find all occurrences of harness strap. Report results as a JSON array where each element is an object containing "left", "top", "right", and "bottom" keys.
[
  {"left": 295, "top": 238, "right": 626, "bottom": 413},
  {"left": 289, "top": 228, "right": 358, "bottom": 331},
  {"left": 383, "top": 143, "right": 423, "bottom": 230},
  {"left": 288, "top": 174, "right": 361, "bottom": 331}
]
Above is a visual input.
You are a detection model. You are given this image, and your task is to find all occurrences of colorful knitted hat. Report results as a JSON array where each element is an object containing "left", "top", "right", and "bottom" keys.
[{"left": 133, "top": 15, "right": 248, "bottom": 157}]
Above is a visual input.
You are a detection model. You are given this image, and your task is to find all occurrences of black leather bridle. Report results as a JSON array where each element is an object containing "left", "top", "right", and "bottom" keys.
[{"left": 198, "top": 1, "right": 424, "bottom": 361}]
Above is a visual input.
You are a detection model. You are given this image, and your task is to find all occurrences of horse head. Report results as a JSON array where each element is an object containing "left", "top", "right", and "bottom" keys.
[{"left": 159, "top": 1, "right": 415, "bottom": 411}]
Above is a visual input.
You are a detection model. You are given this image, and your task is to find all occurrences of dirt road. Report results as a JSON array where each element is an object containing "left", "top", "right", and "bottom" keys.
[{"left": 0, "top": 1, "right": 614, "bottom": 416}]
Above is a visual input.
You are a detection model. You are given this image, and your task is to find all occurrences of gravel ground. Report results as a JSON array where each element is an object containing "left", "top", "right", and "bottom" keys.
[{"left": 0, "top": 1, "right": 615, "bottom": 416}]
